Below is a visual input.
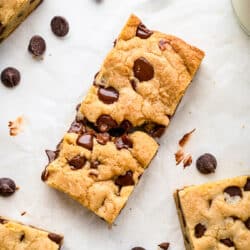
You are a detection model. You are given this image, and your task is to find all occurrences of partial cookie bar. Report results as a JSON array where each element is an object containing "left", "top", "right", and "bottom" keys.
[
  {"left": 0, "top": 216, "right": 63, "bottom": 249},
  {"left": 0, "top": 0, "right": 43, "bottom": 43},
  {"left": 79, "top": 14, "right": 204, "bottom": 132},
  {"left": 174, "top": 176, "right": 250, "bottom": 250}
]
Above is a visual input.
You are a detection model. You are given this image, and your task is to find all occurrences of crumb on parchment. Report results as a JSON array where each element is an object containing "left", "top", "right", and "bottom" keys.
[{"left": 8, "top": 115, "right": 25, "bottom": 136}]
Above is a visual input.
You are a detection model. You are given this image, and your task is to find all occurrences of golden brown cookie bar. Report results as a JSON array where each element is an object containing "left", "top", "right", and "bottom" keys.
[
  {"left": 174, "top": 176, "right": 250, "bottom": 250},
  {"left": 0, "top": 0, "right": 43, "bottom": 43},
  {"left": 0, "top": 216, "right": 63, "bottom": 249}
]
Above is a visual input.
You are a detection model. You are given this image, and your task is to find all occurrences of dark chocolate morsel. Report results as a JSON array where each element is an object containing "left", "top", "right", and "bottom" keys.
[
  {"left": 45, "top": 150, "right": 59, "bottom": 163},
  {"left": 224, "top": 186, "right": 242, "bottom": 197},
  {"left": 0, "top": 178, "right": 16, "bottom": 197},
  {"left": 90, "top": 160, "right": 100, "bottom": 169},
  {"left": 158, "top": 242, "right": 170, "bottom": 250},
  {"left": 136, "top": 23, "right": 153, "bottom": 39},
  {"left": 68, "top": 155, "right": 86, "bottom": 170},
  {"left": 41, "top": 169, "right": 49, "bottom": 181},
  {"left": 28, "top": 35, "right": 46, "bottom": 56},
  {"left": 48, "top": 233, "right": 63, "bottom": 245},
  {"left": 194, "top": 223, "right": 206, "bottom": 238},
  {"left": 1, "top": 67, "right": 21, "bottom": 88},
  {"left": 115, "top": 134, "right": 133, "bottom": 150},
  {"left": 245, "top": 218, "right": 250, "bottom": 230},
  {"left": 220, "top": 238, "right": 234, "bottom": 247},
  {"left": 0, "top": 218, "right": 7, "bottom": 224},
  {"left": 120, "top": 120, "right": 133, "bottom": 132},
  {"left": 98, "top": 86, "right": 119, "bottom": 104},
  {"left": 244, "top": 177, "right": 250, "bottom": 191},
  {"left": 133, "top": 57, "right": 154, "bottom": 82},
  {"left": 115, "top": 171, "right": 134, "bottom": 187},
  {"left": 20, "top": 234, "right": 25, "bottom": 241},
  {"left": 196, "top": 153, "right": 217, "bottom": 174},
  {"left": 96, "top": 115, "right": 117, "bottom": 132},
  {"left": 150, "top": 125, "right": 166, "bottom": 138},
  {"left": 51, "top": 16, "right": 69, "bottom": 37},
  {"left": 131, "top": 247, "right": 145, "bottom": 250},
  {"left": 96, "top": 132, "right": 110, "bottom": 145},
  {"left": 77, "top": 133, "right": 94, "bottom": 150},
  {"left": 68, "top": 120, "right": 84, "bottom": 134}
]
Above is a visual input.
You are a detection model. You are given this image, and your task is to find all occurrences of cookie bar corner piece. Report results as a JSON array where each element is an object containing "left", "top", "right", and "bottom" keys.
[
  {"left": 0, "top": 216, "right": 63, "bottom": 249},
  {"left": 174, "top": 176, "right": 250, "bottom": 250},
  {"left": 0, "top": 0, "right": 43, "bottom": 43}
]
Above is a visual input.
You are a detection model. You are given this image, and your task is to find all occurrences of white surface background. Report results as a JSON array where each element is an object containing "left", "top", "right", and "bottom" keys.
[{"left": 0, "top": 0, "right": 250, "bottom": 249}]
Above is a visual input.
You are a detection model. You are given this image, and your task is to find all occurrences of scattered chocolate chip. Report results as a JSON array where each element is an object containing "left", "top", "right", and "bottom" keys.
[
  {"left": 28, "top": 35, "right": 46, "bottom": 57},
  {"left": 77, "top": 133, "right": 94, "bottom": 150},
  {"left": 220, "top": 238, "right": 234, "bottom": 247},
  {"left": 97, "top": 86, "right": 119, "bottom": 104},
  {"left": 224, "top": 186, "right": 242, "bottom": 197},
  {"left": 115, "top": 134, "right": 133, "bottom": 150},
  {"left": 130, "top": 79, "right": 137, "bottom": 90},
  {"left": 150, "top": 125, "right": 166, "bottom": 138},
  {"left": 1, "top": 67, "right": 21, "bottom": 88},
  {"left": 131, "top": 247, "right": 145, "bottom": 250},
  {"left": 45, "top": 150, "right": 59, "bottom": 163},
  {"left": 244, "top": 177, "right": 250, "bottom": 191},
  {"left": 68, "top": 155, "right": 86, "bottom": 170},
  {"left": 0, "top": 178, "right": 16, "bottom": 197},
  {"left": 51, "top": 16, "right": 69, "bottom": 37},
  {"left": 68, "top": 120, "right": 84, "bottom": 134},
  {"left": 194, "top": 223, "right": 206, "bottom": 238},
  {"left": 115, "top": 171, "right": 134, "bottom": 187},
  {"left": 158, "top": 242, "right": 170, "bottom": 250},
  {"left": 196, "top": 153, "right": 217, "bottom": 174},
  {"left": 96, "top": 115, "right": 117, "bottom": 132},
  {"left": 41, "top": 169, "right": 49, "bottom": 181},
  {"left": 0, "top": 22, "right": 5, "bottom": 35},
  {"left": 48, "top": 233, "right": 63, "bottom": 245},
  {"left": 90, "top": 160, "right": 100, "bottom": 169},
  {"left": 133, "top": 57, "right": 154, "bottom": 82},
  {"left": 120, "top": 120, "right": 133, "bottom": 132},
  {"left": 245, "top": 218, "right": 250, "bottom": 230},
  {"left": 136, "top": 23, "right": 153, "bottom": 39},
  {"left": 96, "top": 132, "right": 110, "bottom": 145},
  {"left": 20, "top": 233, "right": 25, "bottom": 241}
]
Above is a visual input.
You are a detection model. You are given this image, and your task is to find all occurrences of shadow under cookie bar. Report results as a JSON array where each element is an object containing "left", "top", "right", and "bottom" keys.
[
  {"left": 0, "top": 0, "right": 43, "bottom": 43},
  {"left": 174, "top": 176, "right": 250, "bottom": 250},
  {"left": 0, "top": 216, "right": 63, "bottom": 249}
]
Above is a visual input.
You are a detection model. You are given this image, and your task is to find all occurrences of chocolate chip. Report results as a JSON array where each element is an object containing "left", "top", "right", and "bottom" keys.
[
  {"left": 96, "top": 115, "right": 117, "bottom": 132},
  {"left": 68, "top": 120, "right": 84, "bottom": 134},
  {"left": 196, "top": 153, "right": 217, "bottom": 174},
  {"left": 0, "top": 22, "right": 5, "bottom": 35},
  {"left": 96, "top": 132, "right": 110, "bottom": 145},
  {"left": 220, "top": 238, "right": 234, "bottom": 247},
  {"left": 194, "top": 223, "right": 206, "bottom": 238},
  {"left": 224, "top": 186, "right": 242, "bottom": 197},
  {"left": 1, "top": 67, "right": 21, "bottom": 88},
  {"left": 115, "top": 134, "right": 133, "bottom": 150},
  {"left": 150, "top": 125, "right": 166, "bottom": 138},
  {"left": 158, "top": 39, "right": 168, "bottom": 51},
  {"left": 0, "top": 178, "right": 16, "bottom": 197},
  {"left": 41, "top": 169, "right": 49, "bottom": 181},
  {"left": 75, "top": 103, "right": 81, "bottom": 111},
  {"left": 131, "top": 247, "right": 145, "bottom": 250},
  {"left": 0, "top": 218, "right": 7, "bottom": 224},
  {"left": 130, "top": 79, "right": 137, "bottom": 90},
  {"left": 20, "top": 234, "right": 25, "bottom": 241},
  {"left": 90, "top": 160, "right": 100, "bottom": 169},
  {"left": 115, "top": 171, "right": 134, "bottom": 187},
  {"left": 133, "top": 57, "right": 154, "bottom": 82},
  {"left": 48, "top": 233, "right": 63, "bottom": 245},
  {"left": 245, "top": 218, "right": 250, "bottom": 230},
  {"left": 120, "top": 120, "right": 133, "bottom": 132},
  {"left": 51, "top": 16, "right": 69, "bottom": 37},
  {"left": 28, "top": 35, "right": 46, "bottom": 56},
  {"left": 136, "top": 23, "right": 153, "bottom": 39},
  {"left": 45, "top": 150, "right": 59, "bottom": 163},
  {"left": 68, "top": 155, "right": 86, "bottom": 170},
  {"left": 97, "top": 86, "right": 119, "bottom": 104},
  {"left": 77, "top": 133, "right": 94, "bottom": 150},
  {"left": 244, "top": 177, "right": 250, "bottom": 191},
  {"left": 158, "top": 242, "right": 170, "bottom": 250}
]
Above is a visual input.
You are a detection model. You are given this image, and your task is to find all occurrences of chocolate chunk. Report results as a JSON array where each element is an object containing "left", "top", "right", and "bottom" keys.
[
  {"left": 45, "top": 150, "right": 59, "bottom": 163},
  {"left": 98, "top": 86, "right": 119, "bottom": 104},
  {"left": 90, "top": 160, "right": 100, "bottom": 169},
  {"left": 68, "top": 120, "right": 84, "bottom": 134},
  {"left": 96, "top": 132, "right": 110, "bottom": 145},
  {"left": 115, "top": 134, "right": 133, "bottom": 150},
  {"left": 41, "top": 169, "right": 49, "bottom": 181},
  {"left": 77, "top": 133, "right": 94, "bottom": 150},
  {"left": 28, "top": 35, "right": 46, "bottom": 56},
  {"left": 0, "top": 22, "right": 5, "bottom": 35},
  {"left": 131, "top": 247, "right": 145, "bottom": 250},
  {"left": 48, "top": 233, "right": 63, "bottom": 245},
  {"left": 220, "top": 238, "right": 234, "bottom": 247},
  {"left": 68, "top": 155, "right": 86, "bottom": 170},
  {"left": 224, "top": 186, "right": 242, "bottom": 197},
  {"left": 245, "top": 218, "right": 250, "bottom": 230},
  {"left": 20, "top": 234, "right": 25, "bottom": 241},
  {"left": 158, "top": 242, "right": 170, "bottom": 250},
  {"left": 244, "top": 177, "right": 250, "bottom": 191},
  {"left": 51, "top": 16, "right": 69, "bottom": 37},
  {"left": 196, "top": 153, "right": 217, "bottom": 174},
  {"left": 96, "top": 115, "right": 117, "bottom": 132},
  {"left": 115, "top": 171, "right": 134, "bottom": 187},
  {"left": 194, "top": 223, "right": 206, "bottom": 238},
  {"left": 150, "top": 125, "right": 166, "bottom": 138},
  {"left": 1, "top": 67, "right": 21, "bottom": 88},
  {"left": 0, "top": 178, "right": 16, "bottom": 197},
  {"left": 136, "top": 23, "right": 153, "bottom": 39},
  {"left": 120, "top": 120, "right": 133, "bottom": 132},
  {"left": 130, "top": 79, "right": 137, "bottom": 90},
  {"left": 133, "top": 57, "right": 154, "bottom": 82}
]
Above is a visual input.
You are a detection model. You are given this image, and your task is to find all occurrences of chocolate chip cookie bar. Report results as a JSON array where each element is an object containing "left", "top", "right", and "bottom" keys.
[
  {"left": 174, "top": 176, "right": 250, "bottom": 250},
  {"left": 42, "top": 14, "right": 204, "bottom": 224},
  {"left": 0, "top": 0, "right": 43, "bottom": 43},
  {"left": 0, "top": 216, "right": 63, "bottom": 249}
]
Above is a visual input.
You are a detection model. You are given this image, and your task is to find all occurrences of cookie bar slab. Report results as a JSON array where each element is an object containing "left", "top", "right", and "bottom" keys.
[
  {"left": 0, "top": 216, "right": 63, "bottom": 250},
  {"left": 0, "top": 0, "right": 43, "bottom": 43},
  {"left": 174, "top": 176, "right": 250, "bottom": 250}
]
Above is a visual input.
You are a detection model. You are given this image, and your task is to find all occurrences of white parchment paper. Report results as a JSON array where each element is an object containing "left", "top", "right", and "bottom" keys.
[{"left": 0, "top": 0, "right": 250, "bottom": 249}]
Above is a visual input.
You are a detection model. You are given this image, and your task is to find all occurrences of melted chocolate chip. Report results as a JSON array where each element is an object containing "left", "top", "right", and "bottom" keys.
[
  {"left": 0, "top": 218, "right": 7, "bottom": 224},
  {"left": 133, "top": 57, "right": 154, "bottom": 82},
  {"left": 136, "top": 23, "right": 153, "bottom": 39},
  {"left": 68, "top": 120, "right": 84, "bottom": 134},
  {"left": 1, "top": 67, "right": 21, "bottom": 88},
  {"left": 115, "top": 135, "right": 133, "bottom": 150},
  {"left": 0, "top": 22, "right": 5, "bottom": 35},
  {"left": 96, "top": 115, "right": 117, "bottom": 132},
  {"left": 113, "top": 39, "right": 117, "bottom": 47},
  {"left": 244, "top": 218, "right": 250, "bottom": 230},
  {"left": 224, "top": 186, "right": 242, "bottom": 197},
  {"left": 90, "top": 160, "right": 100, "bottom": 169},
  {"left": 244, "top": 177, "right": 250, "bottom": 191},
  {"left": 115, "top": 171, "right": 134, "bottom": 187},
  {"left": 41, "top": 169, "right": 49, "bottom": 181},
  {"left": 77, "top": 133, "right": 94, "bottom": 150},
  {"left": 20, "top": 234, "right": 25, "bottom": 241},
  {"left": 28, "top": 35, "right": 46, "bottom": 56},
  {"left": 120, "top": 120, "right": 133, "bottom": 132},
  {"left": 158, "top": 39, "right": 168, "bottom": 51},
  {"left": 109, "top": 127, "right": 125, "bottom": 137},
  {"left": 51, "top": 16, "right": 69, "bottom": 37},
  {"left": 48, "top": 233, "right": 63, "bottom": 245},
  {"left": 68, "top": 155, "right": 86, "bottom": 170},
  {"left": 158, "top": 242, "right": 170, "bottom": 250},
  {"left": 45, "top": 150, "right": 59, "bottom": 163},
  {"left": 220, "top": 238, "right": 234, "bottom": 247},
  {"left": 96, "top": 132, "right": 110, "bottom": 145},
  {"left": 194, "top": 223, "right": 206, "bottom": 238},
  {"left": 131, "top": 247, "right": 145, "bottom": 250},
  {"left": 130, "top": 79, "right": 137, "bottom": 90},
  {"left": 0, "top": 178, "right": 16, "bottom": 197},
  {"left": 98, "top": 86, "right": 119, "bottom": 104},
  {"left": 196, "top": 153, "right": 217, "bottom": 174},
  {"left": 150, "top": 125, "right": 166, "bottom": 138}
]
